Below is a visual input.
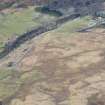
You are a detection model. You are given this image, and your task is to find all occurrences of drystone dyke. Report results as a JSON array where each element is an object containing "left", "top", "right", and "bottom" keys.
[{"left": 0, "top": 13, "right": 79, "bottom": 58}]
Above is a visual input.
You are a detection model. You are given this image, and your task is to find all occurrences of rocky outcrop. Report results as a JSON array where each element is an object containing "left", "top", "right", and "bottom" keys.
[
  {"left": 0, "top": 0, "right": 105, "bottom": 15},
  {"left": 47, "top": 0, "right": 105, "bottom": 15}
]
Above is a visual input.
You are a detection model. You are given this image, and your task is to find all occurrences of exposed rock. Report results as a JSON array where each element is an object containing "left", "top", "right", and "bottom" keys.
[{"left": 46, "top": 0, "right": 105, "bottom": 15}]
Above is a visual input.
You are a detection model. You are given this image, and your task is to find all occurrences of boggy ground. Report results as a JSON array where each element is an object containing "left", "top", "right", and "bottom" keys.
[{"left": 0, "top": 28, "right": 105, "bottom": 105}]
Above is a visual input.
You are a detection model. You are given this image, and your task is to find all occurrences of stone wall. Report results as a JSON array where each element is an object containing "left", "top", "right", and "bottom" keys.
[{"left": 0, "top": 13, "right": 79, "bottom": 58}]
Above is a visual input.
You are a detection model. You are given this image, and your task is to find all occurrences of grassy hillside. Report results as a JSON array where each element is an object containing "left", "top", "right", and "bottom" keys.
[
  {"left": 54, "top": 16, "right": 91, "bottom": 34},
  {"left": 0, "top": 6, "right": 57, "bottom": 51}
]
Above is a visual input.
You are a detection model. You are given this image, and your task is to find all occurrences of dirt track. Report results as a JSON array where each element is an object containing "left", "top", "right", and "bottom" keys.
[{"left": 1, "top": 28, "right": 105, "bottom": 105}]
